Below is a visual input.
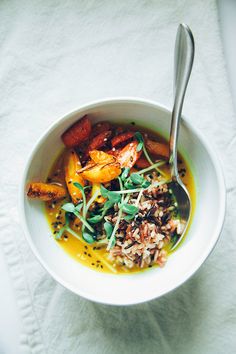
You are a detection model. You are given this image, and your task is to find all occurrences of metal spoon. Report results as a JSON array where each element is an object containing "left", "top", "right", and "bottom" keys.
[{"left": 169, "top": 23, "right": 195, "bottom": 250}]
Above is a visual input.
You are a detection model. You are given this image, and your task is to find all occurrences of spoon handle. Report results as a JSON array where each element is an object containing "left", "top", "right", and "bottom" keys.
[{"left": 169, "top": 23, "right": 195, "bottom": 180}]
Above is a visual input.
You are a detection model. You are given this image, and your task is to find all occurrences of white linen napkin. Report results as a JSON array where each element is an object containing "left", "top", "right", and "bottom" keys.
[{"left": 0, "top": 0, "right": 236, "bottom": 353}]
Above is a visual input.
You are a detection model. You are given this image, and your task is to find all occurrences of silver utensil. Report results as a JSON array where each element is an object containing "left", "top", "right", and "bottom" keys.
[{"left": 169, "top": 23, "right": 195, "bottom": 250}]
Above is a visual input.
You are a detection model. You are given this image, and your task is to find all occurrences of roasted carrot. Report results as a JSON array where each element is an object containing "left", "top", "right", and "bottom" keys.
[
  {"left": 27, "top": 183, "right": 67, "bottom": 201},
  {"left": 89, "top": 150, "right": 116, "bottom": 164},
  {"left": 111, "top": 132, "right": 134, "bottom": 148},
  {"left": 81, "top": 163, "right": 121, "bottom": 183},
  {"left": 91, "top": 121, "right": 111, "bottom": 136},
  {"left": 117, "top": 141, "right": 142, "bottom": 168},
  {"left": 145, "top": 139, "right": 169, "bottom": 159},
  {"left": 61, "top": 115, "right": 91, "bottom": 148},
  {"left": 86, "top": 131, "right": 112, "bottom": 154},
  {"left": 135, "top": 155, "right": 151, "bottom": 168},
  {"left": 107, "top": 148, "right": 121, "bottom": 158},
  {"left": 64, "top": 149, "right": 85, "bottom": 204}
]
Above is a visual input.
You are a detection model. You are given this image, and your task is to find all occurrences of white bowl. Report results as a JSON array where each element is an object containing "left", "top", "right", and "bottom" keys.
[{"left": 20, "top": 98, "right": 226, "bottom": 305}]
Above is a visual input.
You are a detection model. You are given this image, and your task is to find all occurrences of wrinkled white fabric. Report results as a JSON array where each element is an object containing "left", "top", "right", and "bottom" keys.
[{"left": 0, "top": 0, "right": 236, "bottom": 353}]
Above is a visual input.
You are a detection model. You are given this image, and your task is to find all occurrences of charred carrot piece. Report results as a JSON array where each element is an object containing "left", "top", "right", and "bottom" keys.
[
  {"left": 135, "top": 155, "right": 151, "bottom": 168},
  {"left": 91, "top": 121, "right": 111, "bottom": 136},
  {"left": 61, "top": 115, "right": 91, "bottom": 148},
  {"left": 111, "top": 132, "right": 134, "bottom": 147},
  {"left": 89, "top": 150, "right": 116, "bottom": 164},
  {"left": 107, "top": 148, "right": 121, "bottom": 158},
  {"left": 116, "top": 141, "right": 142, "bottom": 168},
  {"left": 145, "top": 139, "right": 169, "bottom": 159},
  {"left": 81, "top": 163, "right": 121, "bottom": 183},
  {"left": 64, "top": 149, "right": 85, "bottom": 204},
  {"left": 86, "top": 131, "right": 112, "bottom": 154},
  {"left": 27, "top": 183, "right": 67, "bottom": 201}
]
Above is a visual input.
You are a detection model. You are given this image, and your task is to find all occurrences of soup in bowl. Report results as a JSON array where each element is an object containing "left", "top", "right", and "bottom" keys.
[{"left": 20, "top": 98, "right": 225, "bottom": 305}]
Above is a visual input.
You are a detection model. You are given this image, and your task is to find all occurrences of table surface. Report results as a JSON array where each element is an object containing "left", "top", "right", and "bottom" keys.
[{"left": 0, "top": 2, "right": 235, "bottom": 353}]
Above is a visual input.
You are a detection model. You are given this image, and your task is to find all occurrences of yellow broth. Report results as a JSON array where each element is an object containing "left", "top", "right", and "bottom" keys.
[{"left": 45, "top": 124, "right": 196, "bottom": 274}]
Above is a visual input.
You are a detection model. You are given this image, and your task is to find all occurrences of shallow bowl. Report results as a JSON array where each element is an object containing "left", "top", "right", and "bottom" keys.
[{"left": 20, "top": 98, "right": 226, "bottom": 305}]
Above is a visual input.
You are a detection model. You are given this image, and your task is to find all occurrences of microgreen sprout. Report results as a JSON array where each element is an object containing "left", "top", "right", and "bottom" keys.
[
  {"left": 73, "top": 182, "right": 86, "bottom": 218},
  {"left": 134, "top": 132, "right": 167, "bottom": 177},
  {"left": 107, "top": 177, "right": 124, "bottom": 250},
  {"left": 104, "top": 221, "right": 113, "bottom": 239},
  {"left": 54, "top": 212, "right": 83, "bottom": 242},
  {"left": 61, "top": 202, "right": 95, "bottom": 233},
  {"left": 121, "top": 167, "right": 130, "bottom": 181}
]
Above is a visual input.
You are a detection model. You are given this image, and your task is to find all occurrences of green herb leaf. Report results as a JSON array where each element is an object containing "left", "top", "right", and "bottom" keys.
[
  {"left": 109, "top": 192, "right": 121, "bottom": 203},
  {"left": 136, "top": 142, "right": 143, "bottom": 152},
  {"left": 141, "top": 180, "right": 151, "bottom": 188},
  {"left": 82, "top": 230, "right": 95, "bottom": 244},
  {"left": 124, "top": 214, "right": 135, "bottom": 221},
  {"left": 55, "top": 227, "right": 65, "bottom": 240},
  {"left": 104, "top": 221, "right": 113, "bottom": 239},
  {"left": 134, "top": 132, "right": 144, "bottom": 151},
  {"left": 103, "top": 200, "right": 115, "bottom": 211},
  {"left": 122, "top": 203, "right": 139, "bottom": 215},
  {"left": 134, "top": 132, "right": 144, "bottom": 143},
  {"left": 121, "top": 167, "right": 130, "bottom": 181},
  {"left": 61, "top": 203, "right": 75, "bottom": 213},
  {"left": 73, "top": 182, "right": 87, "bottom": 218},
  {"left": 100, "top": 185, "right": 109, "bottom": 197},
  {"left": 124, "top": 180, "right": 135, "bottom": 189},
  {"left": 88, "top": 215, "right": 103, "bottom": 224},
  {"left": 64, "top": 212, "right": 70, "bottom": 226},
  {"left": 130, "top": 173, "right": 144, "bottom": 185},
  {"left": 73, "top": 182, "right": 84, "bottom": 193},
  {"left": 100, "top": 185, "right": 121, "bottom": 203},
  {"left": 75, "top": 203, "right": 83, "bottom": 212}
]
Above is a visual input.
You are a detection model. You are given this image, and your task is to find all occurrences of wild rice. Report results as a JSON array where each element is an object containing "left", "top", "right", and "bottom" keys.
[{"left": 107, "top": 173, "right": 184, "bottom": 270}]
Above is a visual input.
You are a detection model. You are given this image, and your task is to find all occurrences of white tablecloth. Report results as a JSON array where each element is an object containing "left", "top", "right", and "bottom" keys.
[{"left": 0, "top": 1, "right": 236, "bottom": 353}]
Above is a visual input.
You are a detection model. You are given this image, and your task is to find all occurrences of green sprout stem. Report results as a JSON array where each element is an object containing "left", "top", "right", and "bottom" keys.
[
  {"left": 136, "top": 161, "right": 166, "bottom": 175},
  {"left": 135, "top": 188, "right": 144, "bottom": 207},
  {"left": 86, "top": 189, "right": 101, "bottom": 214},
  {"left": 74, "top": 211, "right": 95, "bottom": 233},
  {"left": 107, "top": 177, "right": 124, "bottom": 250},
  {"left": 142, "top": 144, "right": 167, "bottom": 177}
]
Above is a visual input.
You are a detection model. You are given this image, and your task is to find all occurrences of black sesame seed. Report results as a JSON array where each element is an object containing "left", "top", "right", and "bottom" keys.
[
  {"left": 88, "top": 254, "right": 91, "bottom": 257},
  {"left": 84, "top": 245, "right": 88, "bottom": 249},
  {"left": 84, "top": 252, "right": 87, "bottom": 255}
]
